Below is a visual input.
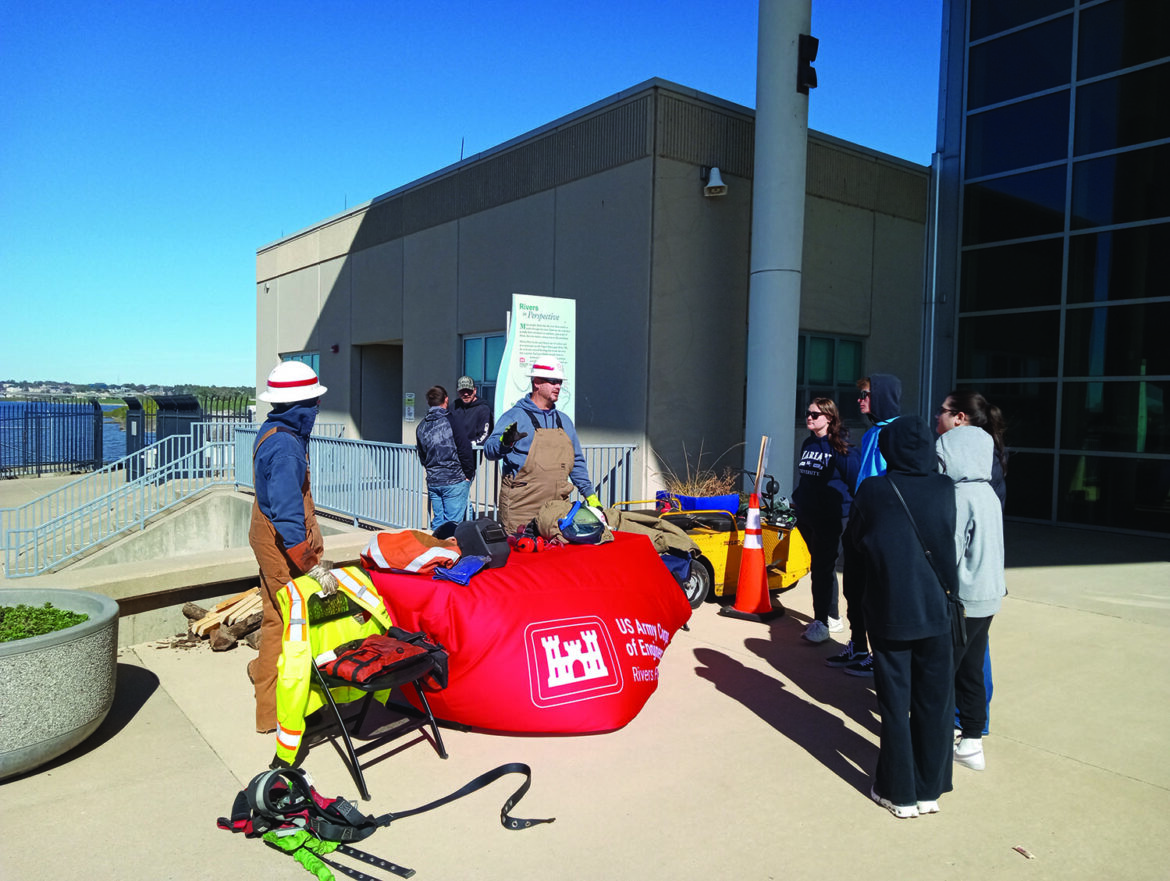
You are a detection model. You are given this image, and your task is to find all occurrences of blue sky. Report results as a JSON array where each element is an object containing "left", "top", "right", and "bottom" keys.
[{"left": 1, "top": 1, "right": 943, "bottom": 388}]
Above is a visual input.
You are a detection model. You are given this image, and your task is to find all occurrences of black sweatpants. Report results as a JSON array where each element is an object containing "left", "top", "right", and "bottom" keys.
[
  {"left": 871, "top": 631, "right": 955, "bottom": 806},
  {"left": 954, "top": 615, "right": 993, "bottom": 739}
]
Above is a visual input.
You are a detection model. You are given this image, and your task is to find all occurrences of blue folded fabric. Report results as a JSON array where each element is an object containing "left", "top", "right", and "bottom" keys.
[{"left": 432, "top": 555, "right": 490, "bottom": 585}]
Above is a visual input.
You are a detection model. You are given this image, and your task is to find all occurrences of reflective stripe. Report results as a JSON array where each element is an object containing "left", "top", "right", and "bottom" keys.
[
  {"left": 743, "top": 494, "right": 763, "bottom": 551},
  {"left": 362, "top": 536, "right": 391, "bottom": 570},
  {"left": 276, "top": 725, "right": 302, "bottom": 751},
  {"left": 401, "top": 546, "right": 460, "bottom": 572}
]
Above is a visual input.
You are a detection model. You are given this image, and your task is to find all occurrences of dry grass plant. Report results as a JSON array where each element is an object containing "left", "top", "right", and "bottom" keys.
[{"left": 657, "top": 441, "right": 743, "bottom": 497}]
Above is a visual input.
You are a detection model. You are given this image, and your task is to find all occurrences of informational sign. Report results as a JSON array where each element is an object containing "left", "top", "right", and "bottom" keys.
[
  {"left": 404, "top": 392, "right": 415, "bottom": 423},
  {"left": 493, "top": 294, "right": 576, "bottom": 424}
]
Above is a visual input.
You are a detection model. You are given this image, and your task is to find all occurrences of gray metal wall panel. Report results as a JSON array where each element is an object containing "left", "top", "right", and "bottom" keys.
[{"left": 657, "top": 93, "right": 754, "bottom": 180}]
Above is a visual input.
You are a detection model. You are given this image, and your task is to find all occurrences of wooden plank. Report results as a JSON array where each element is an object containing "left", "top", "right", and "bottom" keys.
[{"left": 212, "top": 587, "right": 259, "bottom": 612}]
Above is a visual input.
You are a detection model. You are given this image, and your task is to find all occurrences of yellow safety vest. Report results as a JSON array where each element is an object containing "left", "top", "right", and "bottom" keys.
[{"left": 273, "top": 566, "right": 394, "bottom": 766}]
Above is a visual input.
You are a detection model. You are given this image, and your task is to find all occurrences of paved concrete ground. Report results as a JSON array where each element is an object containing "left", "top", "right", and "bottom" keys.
[{"left": 2, "top": 475, "right": 1168, "bottom": 879}]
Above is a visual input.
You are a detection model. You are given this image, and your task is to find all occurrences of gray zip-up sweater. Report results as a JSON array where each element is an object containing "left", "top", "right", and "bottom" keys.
[{"left": 937, "top": 426, "right": 1006, "bottom": 618}]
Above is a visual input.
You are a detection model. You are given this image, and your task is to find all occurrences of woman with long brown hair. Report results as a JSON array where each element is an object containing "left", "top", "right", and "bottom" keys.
[{"left": 792, "top": 397, "right": 860, "bottom": 643}]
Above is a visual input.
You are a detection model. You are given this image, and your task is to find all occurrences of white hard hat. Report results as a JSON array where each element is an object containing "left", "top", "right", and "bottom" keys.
[
  {"left": 529, "top": 355, "right": 565, "bottom": 381},
  {"left": 259, "top": 361, "right": 328, "bottom": 403}
]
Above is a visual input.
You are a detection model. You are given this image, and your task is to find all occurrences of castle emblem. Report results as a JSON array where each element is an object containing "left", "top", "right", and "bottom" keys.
[{"left": 524, "top": 616, "right": 623, "bottom": 707}]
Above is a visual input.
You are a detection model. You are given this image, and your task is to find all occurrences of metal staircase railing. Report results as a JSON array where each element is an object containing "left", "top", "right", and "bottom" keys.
[{"left": 3, "top": 422, "right": 635, "bottom": 577}]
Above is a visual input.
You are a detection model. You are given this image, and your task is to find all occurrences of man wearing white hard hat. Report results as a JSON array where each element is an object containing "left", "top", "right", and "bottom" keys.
[
  {"left": 484, "top": 354, "right": 600, "bottom": 533},
  {"left": 248, "top": 360, "right": 336, "bottom": 733}
]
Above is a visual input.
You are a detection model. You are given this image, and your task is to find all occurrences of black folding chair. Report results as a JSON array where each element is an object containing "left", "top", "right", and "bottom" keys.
[{"left": 304, "top": 594, "right": 449, "bottom": 800}]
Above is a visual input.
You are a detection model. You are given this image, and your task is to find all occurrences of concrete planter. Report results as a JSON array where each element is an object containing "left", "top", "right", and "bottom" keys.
[{"left": 0, "top": 588, "right": 119, "bottom": 780}]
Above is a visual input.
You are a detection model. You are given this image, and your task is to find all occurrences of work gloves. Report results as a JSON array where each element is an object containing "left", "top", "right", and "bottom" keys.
[
  {"left": 307, "top": 561, "right": 339, "bottom": 596},
  {"left": 585, "top": 493, "right": 601, "bottom": 508},
  {"left": 500, "top": 422, "right": 528, "bottom": 449}
]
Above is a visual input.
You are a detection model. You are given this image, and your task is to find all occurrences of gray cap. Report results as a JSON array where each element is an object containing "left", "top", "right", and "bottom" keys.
[{"left": 456, "top": 376, "right": 476, "bottom": 391}]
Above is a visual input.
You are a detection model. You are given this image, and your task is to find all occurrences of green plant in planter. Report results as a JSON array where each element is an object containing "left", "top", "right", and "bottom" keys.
[{"left": 0, "top": 603, "right": 89, "bottom": 643}]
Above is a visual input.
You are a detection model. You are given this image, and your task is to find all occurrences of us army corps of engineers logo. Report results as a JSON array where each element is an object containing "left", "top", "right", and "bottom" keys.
[{"left": 523, "top": 616, "right": 624, "bottom": 708}]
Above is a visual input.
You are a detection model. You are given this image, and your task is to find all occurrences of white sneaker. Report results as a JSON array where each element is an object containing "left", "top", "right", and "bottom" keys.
[
  {"left": 801, "top": 620, "right": 830, "bottom": 643},
  {"left": 827, "top": 616, "right": 845, "bottom": 633},
  {"left": 954, "top": 737, "right": 985, "bottom": 771},
  {"left": 917, "top": 799, "right": 940, "bottom": 814},
  {"left": 871, "top": 786, "right": 918, "bottom": 819}
]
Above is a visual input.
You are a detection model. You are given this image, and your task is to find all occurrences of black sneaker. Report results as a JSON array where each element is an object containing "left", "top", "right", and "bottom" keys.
[
  {"left": 845, "top": 654, "right": 875, "bottom": 677},
  {"left": 825, "top": 640, "right": 866, "bottom": 667}
]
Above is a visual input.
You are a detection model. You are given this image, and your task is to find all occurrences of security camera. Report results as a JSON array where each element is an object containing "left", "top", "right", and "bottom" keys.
[{"left": 702, "top": 166, "right": 727, "bottom": 198}]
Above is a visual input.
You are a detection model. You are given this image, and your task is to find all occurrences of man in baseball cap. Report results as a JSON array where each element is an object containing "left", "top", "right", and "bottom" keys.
[
  {"left": 449, "top": 375, "right": 492, "bottom": 481},
  {"left": 484, "top": 355, "right": 600, "bottom": 533},
  {"left": 249, "top": 360, "right": 336, "bottom": 733}
]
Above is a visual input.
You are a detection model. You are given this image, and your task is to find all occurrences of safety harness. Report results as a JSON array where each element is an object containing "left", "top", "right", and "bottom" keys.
[{"left": 219, "top": 763, "right": 553, "bottom": 880}]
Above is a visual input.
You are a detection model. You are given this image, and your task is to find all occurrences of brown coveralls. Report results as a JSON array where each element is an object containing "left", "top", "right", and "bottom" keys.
[
  {"left": 248, "top": 426, "right": 323, "bottom": 733},
  {"left": 498, "top": 414, "right": 576, "bottom": 534}
]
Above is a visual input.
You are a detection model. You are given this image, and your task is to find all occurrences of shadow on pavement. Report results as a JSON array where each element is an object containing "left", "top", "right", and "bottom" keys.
[{"left": 692, "top": 646, "right": 876, "bottom": 796}]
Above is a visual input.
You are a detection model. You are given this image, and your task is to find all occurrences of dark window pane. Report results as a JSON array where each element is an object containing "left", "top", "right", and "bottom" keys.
[
  {"left": 1003, "top": 451, "right": 1054, "bottom": 519},
  {"left": 1068, "top": 222, "right": 1170, "bottom": 303},
  {"left": 1075, "top": 63, "right": 1170, "bottom": 155},
  {"left": 837, "top": 340, "right": 863, "bottom": 385},
  {"left": 1064, "top": 303, "right": 1170, "bottom": 377},
  {"left": 463, "top": 337, "right": 484, "bottom": 381},
  {"left": 796, "top": 336, "right": 806, "bottom": 385},
  {"left": 807, "top": 337, "right": 833, "bottom": 384},
  {"left": 968, "top": 17, "right": 1072, "bottom": 110},
  {"left": 953, "top": 381, "right": 1056, "bottom": 449},
  {"left": 957, "top": 311, "right": 1060, "bottom": 379},
  {"left": 963, "top": 167, "right": 1067, "bottom": 245},
  {"left": 961, "top": 239, "right": 1064, "bottom": 311},
  {"left": 1058, "top": 454, "right": 1170, "bottom": 532},
  {"left": 970, "top": 0, "right": 1072, "bottom": 41},
  {"left": 966, "top": 92, "right": 1069, "bottom": 177},
  {"left": 1062, "top": 380, "right": 1170, "bottom": 454},
  {"left": 1071, "top": 143, "right": 1170, "bottom": 229},
  {"left": 1078, "top": 0, "right": 1170, "bottom": 80}
]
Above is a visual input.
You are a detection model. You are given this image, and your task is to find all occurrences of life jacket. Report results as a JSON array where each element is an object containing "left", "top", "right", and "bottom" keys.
[{"left": 274, "top": 566, "right": 393, "bottom": 766}]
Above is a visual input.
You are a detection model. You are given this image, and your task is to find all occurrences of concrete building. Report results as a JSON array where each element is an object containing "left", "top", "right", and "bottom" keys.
[
  {"left": 929, "top": 0, "right": 1169, "bottom": 534},
  {"left": 255, "top": 78, "right": 929, "bottom": 498}
]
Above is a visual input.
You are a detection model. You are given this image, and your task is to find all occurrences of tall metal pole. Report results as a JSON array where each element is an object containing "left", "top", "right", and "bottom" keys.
[{"left": 744, "top": 0, "right": 812, "bottom": 491}]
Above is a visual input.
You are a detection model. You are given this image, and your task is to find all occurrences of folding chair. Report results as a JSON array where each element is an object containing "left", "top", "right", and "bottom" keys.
[{"left": 303, "top": 593, "right": 449, "bottom": 801}]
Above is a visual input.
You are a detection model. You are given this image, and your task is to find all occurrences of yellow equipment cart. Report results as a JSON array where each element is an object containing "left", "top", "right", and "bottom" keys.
[{"left": 615, "top": 503, "right": 811, "bottom": 608}]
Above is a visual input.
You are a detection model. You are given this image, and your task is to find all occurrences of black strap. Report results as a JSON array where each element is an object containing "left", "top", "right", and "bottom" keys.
[
  {"left": 321, "top": 843, "right": 416, "bottom": 880},
  {"left": 380, "top": 762, "right": 554, "bottom": 830},
  {"left": 885, "top": 477, "right": 953, "bottom": 601},
  {"left": 524, "top": 409, "right": 563, "bottom": 431}
]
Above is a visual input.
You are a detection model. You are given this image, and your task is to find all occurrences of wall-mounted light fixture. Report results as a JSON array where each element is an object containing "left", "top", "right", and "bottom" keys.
[
  {"left": 700, "top": 166, "right": 727, "bottom": 198},
  {"left": 330, "top": 344, "right": 340, "bottom": 354}
]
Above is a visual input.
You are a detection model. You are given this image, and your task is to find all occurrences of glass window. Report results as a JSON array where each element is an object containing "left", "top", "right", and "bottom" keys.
[
  {"left": 1075, "top": 63, "right": 1170, "bottom": 155},
  {"left": 968, "top": 16, "right": 1072, "bottom": 110},
  {"left": 965, "top": 92, "right": 1069, "bottom": 177},
  {"left": 1002, "top": 451, "right": 1054, "bottom": 520},
  {"left": 963, "top": 167, "right": 1067, "bottom": 245},
  {"left": 1064, "top": 303, "right": 1170, "bottom": 378},
  {"left": 957, "top": 311, "right": 1060, "bottom": 380},
  {"left": 953, "top": 381, "right": 1057, "bottom": 449},
  {"left": 1071, "top": 143, "right": 1170, "bottom": 229},
  {"left": 462, "top": 333, "right": 506, "bottom": 412},
  {"left": 1058, "top": 454, "right": 1170, "bottom": 531},
  {"left": 1062, "top": 380, "right": 1170, "bottom": 454},
  {"left": 806, "top": 338, "right": 834, "bottom": 385},
  {"left": 795, "top": 334, "right": 865, "bottom": 425},
  {"left": 281, "top": 351, "right": 320, "bottom": 374},
  {"left": 960, "top": 238, "right": 1064, "bottom": 311},
  {"left": 1067, "top": 222, "right": 1170, "bottom": 303},
  {"left": 970, "top": 0, "right": 1072, "bottom": 42},
  {"left": 1077, "top": 0, "right": 1170, "bottom": 80}
]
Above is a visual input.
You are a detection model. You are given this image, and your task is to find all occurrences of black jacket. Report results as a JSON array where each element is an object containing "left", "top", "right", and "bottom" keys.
[{"left": 848, "top": 415, "right": 956, "bottom": 642}]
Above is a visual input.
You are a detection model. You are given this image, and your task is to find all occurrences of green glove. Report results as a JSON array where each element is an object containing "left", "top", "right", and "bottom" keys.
[{"left": 585, "top": 493, "right": 601, "bottom": 508}]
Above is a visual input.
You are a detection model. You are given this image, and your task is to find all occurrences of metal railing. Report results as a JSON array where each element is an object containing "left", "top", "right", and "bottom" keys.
[
  {"left": 1, "top": 421, "right": 346, "bottom": 577},
  {"left": 3, "top": 421, "right": 634, "bottom": 576},
  {"left": 235, "top": 429, "right": 636, "bottom": 531},
  {"left": 0, "top": 396, "right": 103, "bottom": 476}
]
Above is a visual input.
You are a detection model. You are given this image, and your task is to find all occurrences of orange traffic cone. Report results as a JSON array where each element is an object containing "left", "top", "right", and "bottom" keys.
[{"left": 719, "top": 493, "right": 784, "bottom": 622}]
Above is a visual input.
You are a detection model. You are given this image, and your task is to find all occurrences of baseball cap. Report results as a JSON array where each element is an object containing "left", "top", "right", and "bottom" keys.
[{"left": 456, "top": 376, "right": 475, "bottom": 391}]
